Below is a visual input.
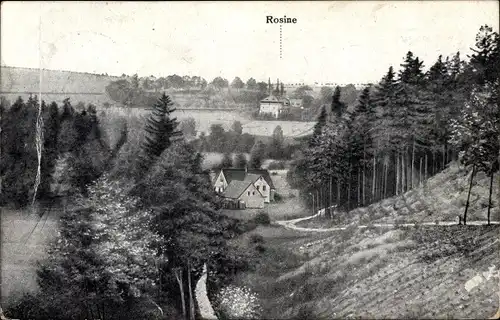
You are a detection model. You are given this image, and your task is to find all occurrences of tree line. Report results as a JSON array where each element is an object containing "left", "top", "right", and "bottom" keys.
[
  {"left": 1, "top": 96, "right": 127, "bottom": 207},
  {"left": 288, "top": 25, "right": 499, "bottom": 224},
  {"left": 194, "top": 122, "right": 297, "bottom": 164}
]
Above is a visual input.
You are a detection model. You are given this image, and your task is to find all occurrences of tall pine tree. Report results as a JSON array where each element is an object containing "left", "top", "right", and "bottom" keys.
[{"left": 141, "top": 93, "right": 182, "bottom": 173}]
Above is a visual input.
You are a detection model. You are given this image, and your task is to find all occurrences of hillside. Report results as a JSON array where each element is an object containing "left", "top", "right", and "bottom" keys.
[
  {"left": 0, "top": 66, "right": 118, "bottom": 93},
  {"left": 228, "top": 164, "right": 500, "bottom": 319},
  {"left": 1, "top": 204, "right": 61, "bottom": 303},
  {"left": 298, "top": 162, "right": 500, "bottom": 229},
  {"left": 0, "top": 66, "right": 118, "bottom": 105}
]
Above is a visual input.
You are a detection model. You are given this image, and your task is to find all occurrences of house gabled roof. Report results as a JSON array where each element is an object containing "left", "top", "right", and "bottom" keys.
[
  {"left": 260, "top": 95, "right": 281, "bottom": 103},
  {"left": 213, "top": 168, "right": 276, "bottom": 190},
  {"left": 222, "top": 176, "right": 265, "bottom": 199}
]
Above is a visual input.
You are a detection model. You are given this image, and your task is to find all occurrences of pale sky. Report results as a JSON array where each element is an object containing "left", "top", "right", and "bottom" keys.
[{"left": 1, "top": 1, "right": 498, "bottom": 84}]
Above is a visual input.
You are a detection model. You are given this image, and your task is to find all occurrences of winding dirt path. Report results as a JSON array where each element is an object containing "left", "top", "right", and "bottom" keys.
[
  {"left": 276, "top": 210, "right": 500, "bottom": 233},
  {"left": 195, "top": 264, "right": 217, "bottom": 320}
]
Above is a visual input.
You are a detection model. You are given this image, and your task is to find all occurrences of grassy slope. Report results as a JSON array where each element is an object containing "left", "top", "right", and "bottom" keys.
[
  {"left": 229, "top": 163, "right": 500, "bottom": 319},
  {"left": 298, "top": 162, "right": 500, "bottom": 229},
  {"left": 1, "top": 205, "right": 62, "bottom": 303}
]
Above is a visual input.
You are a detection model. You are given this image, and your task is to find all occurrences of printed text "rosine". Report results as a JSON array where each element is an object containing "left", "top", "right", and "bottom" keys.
[{"left": 266, "top": 16, "right": 297, "bottom": 24}]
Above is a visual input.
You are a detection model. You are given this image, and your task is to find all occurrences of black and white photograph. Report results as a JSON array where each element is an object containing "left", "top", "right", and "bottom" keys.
[{"left": 0, "top": 1, "right": 499, "bottom": 319}]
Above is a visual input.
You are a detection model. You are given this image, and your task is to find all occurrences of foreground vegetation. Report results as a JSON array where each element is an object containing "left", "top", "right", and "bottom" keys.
[
  {"left": 1, "top": 93, "right": 253, "bottom": 319},
  {"left": 234, "top": 223, "right": 500, "bottom": 319}
]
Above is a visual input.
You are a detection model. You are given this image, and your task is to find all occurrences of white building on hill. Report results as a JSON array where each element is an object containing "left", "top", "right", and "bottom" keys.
[
  {"left": 259, "top": 95, "right": 290, "bottom": 118},
  {"left": 259, "top": 78, "right": 291, "bottom": 118}
]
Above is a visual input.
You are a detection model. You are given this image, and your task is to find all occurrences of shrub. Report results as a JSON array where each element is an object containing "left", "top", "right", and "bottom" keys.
[
  {"left": 215, "top": 285, "right": 262, "bottom": 319},
  {"left": 236, "top": 219, "right": 258, "bottom": 233},
  {"left": 268, "top": 161, "right": 286, "bottom": 170},
  {"left": 274, "top": 192, "right": 283, "bottom": 202},
  {"left": 253, "top": 212, "right": 271, "bottom": 225},
  {"left": 249, "top": 233, "right": 264, "bottom": 244},
  {"left": 4, "top": 293, "right": 51, "bottom": 320},
  {"left": 255, "top": 244, "right": 266, "bottom": 253}
]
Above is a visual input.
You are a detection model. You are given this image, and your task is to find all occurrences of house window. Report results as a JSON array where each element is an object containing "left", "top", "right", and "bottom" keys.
[
  {"left": 256, "top": 186, "right": 260, "bottom": 191},
  {"left": 263, "top": 186, "right": 266, "bottom": 191},
  {"left": 252, "top": 191, "right": 255, "bottom": 195},
  {"left": 247, "top": 191, "right": 250, "bottom": 196}
]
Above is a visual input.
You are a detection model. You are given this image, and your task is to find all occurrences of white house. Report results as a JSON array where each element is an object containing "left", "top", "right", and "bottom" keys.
[
  {"left": 211, "top": 168, "right": 276, "bottom": 209},
  {"left": 259, "top": 95, "right": 290, "bottom": 118}
]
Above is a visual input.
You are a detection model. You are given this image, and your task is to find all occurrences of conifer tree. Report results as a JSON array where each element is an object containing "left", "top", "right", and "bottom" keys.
[
  {"left": 249, "top": 141, "right": 266, "bottom": 169},
  {"left": 468, "top": 25, "right": 499, "bottom": 86},
  {"left": 141, "top": 93, "right": 182, "bottom": 170},
  {"left": 309, "top": 105, "right": 327, "bottom": 147},
  {"left": 220, "top": 152, "right": 233, "bottom": 168},
  {"left": 40, "top": 102, "right": 61, "bottom": 197},
  {"left": 234, "top": 153, "right": 248, "bottom": 168},
  {"left": 331, "top": 86, "right": 345, "bottom": 119}
]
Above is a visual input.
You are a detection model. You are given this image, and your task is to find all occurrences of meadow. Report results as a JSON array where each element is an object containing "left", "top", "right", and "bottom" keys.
[{"left": 100, "top": 106, "right": 315, "bottom": 139}]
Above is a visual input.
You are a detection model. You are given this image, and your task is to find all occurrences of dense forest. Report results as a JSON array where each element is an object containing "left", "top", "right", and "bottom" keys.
[
  {"left": 1, "top": 93, "right": 253, "bottom": 319},
  {"left": 287, "top": 25, "right": 499, "bottom": 224}
]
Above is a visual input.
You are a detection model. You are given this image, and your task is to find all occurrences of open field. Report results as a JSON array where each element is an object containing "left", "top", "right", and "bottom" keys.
[
  {"left": 0, "top": 66, "right": 118, "bottom": 93},
  {"left": 0, "top": 204, "right": 63, "bottom": 303},
  {"left": 102, "top": 107, "right": 314, "bottom": 138},
  {"left": 201, "top": 153, "right": 293, "bottom": 171}
]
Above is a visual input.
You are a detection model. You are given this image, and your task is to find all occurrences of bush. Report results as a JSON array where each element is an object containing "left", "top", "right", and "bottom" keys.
[
  {"left": 215, "top": 285, "right": 262, "bottom": 319},
  {"left": 274, "top": 192, "right": 283, "bottom": 202},
  {"left": 236, "top": 219, "right": 258, "bottom": 234},
  {"left": 4, "top": 293, "right": 51, "bottom": 320},
  {"left": 249, "top": 233, "right": 264, "bottom": 244},
  {"left": 253, "top": 212, "right": 271, "bottom": 225},
  {"left": 255, "top": 244, "right": 266, "bottom": 253},
  {"left": 268, "top": 161, "right": 286, "bottom": 170}
]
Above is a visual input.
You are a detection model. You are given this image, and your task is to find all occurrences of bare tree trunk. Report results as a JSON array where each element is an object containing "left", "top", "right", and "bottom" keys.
[
  {"left": 362, "top": 150, "right": 366, "bottom": 206},
  {"left": 357, "top": 169, "right": 361, "bottom": 207},
  {"left": 412, "top": 140, "right": 415, "bottom": 189},
  {"left": 101, "top": 302, "right": 106, "bottom": 320},
  {"left": 396, "top": 151, "right": 400, "bottom": 196},
  {"left": 432, "top": 151, "right": 436, "bottom": 176},
  {"left": 425, "top": 153, "right": 428, "bottom": 183},
  {"left": 442, "top": 143, "right": 446, "bottom": 170},
  {"left": 419, "top": 157, "right": 423, "bottom": 186},
  {"left": 188, "top": 261, "right": 195, "bottom": 320},
  {"left": 175, "top": 269, "right": 187, "bottom": 319},
  {"left": 312, "top": 191, "right": 315, "bottom": 215},
  {"left": 372, "top": 155, "right": 377, "bottom": 202},
  {"left": 379, "top": 160, "right": 383, "bottom": 201},
  {"left": 488, "top": 171, "right": 494, "bottom": 225},
  {"left": 401, "top": 152, "right": 406, "bottom": 194},
  {"left": 348, "top": 163, "right": 352, "bottom": 210},
  {"left": 337, "top": 180, "right": 341, "bottom": 209},
  {"left": 329, "top": 173, "right": 333, "bottom": 217},
  {"left": 316, "top": 189, "right": 321, "bottom": 212},
  {"left": 464, "top": 165, "right": 476, "bottom": 226},
  {"left": 406, "top": 148, "right": 411, "bottom": 191},
  {"left": 383, "top": 159, "right": 388, "bottom": 199},
  {"left": 318, "top": 188, "right": 322, "bottom": 213}
]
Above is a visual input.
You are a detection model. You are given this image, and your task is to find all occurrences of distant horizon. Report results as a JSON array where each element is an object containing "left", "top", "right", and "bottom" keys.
[
  {"left": 0, "top": 64, "right": 373, "bottom": 87},
  {"left": 1, "top": 2, "right": 498, "bottom": 85}
]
